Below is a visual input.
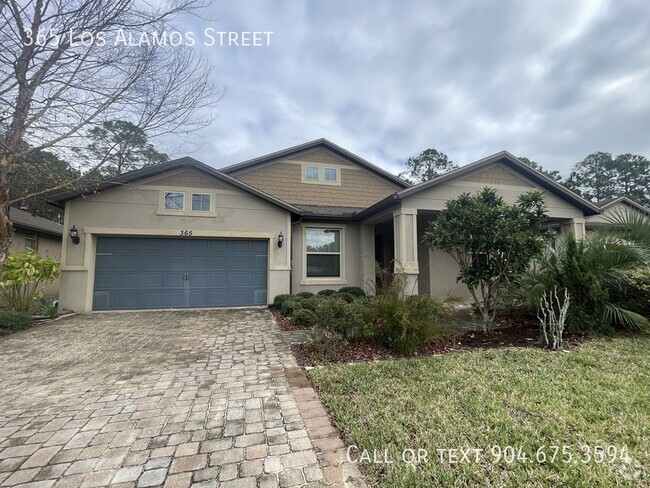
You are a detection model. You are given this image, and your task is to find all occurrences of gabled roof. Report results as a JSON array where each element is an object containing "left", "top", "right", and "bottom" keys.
[
  {"left": 10, "top": 207, "right": 63, "bottom": 237},
  {"left": 595, "top": 196, "right": 650, "bottom": 216},
  {"left": 355, "top": 151, "right": 601, "bottom": 220},
  {"left": 220, "top": 138, "right": 411, "bottom": 189},
  {"left": 45, "top": 157, "right": 302, "bottom": 214}
]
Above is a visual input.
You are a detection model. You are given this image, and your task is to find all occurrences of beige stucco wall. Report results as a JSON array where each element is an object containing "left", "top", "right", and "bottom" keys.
[
  {"left": 397, "top": 162, "right": 588, "bottom": 300},
  {"left": 11, "top": 230, "right": 62, "bottom": 296},
  {"left": 585, "top": 202, "right": 647, "bottom": 227},
  {"left": 59, "top": 169, "right": 292, "bottom": 312},
  {"left": 289, "top": 221, "right": 375, "bottom": 295},
  {"left": 232, "top": 149, "right": 401, "bottom": 208}
]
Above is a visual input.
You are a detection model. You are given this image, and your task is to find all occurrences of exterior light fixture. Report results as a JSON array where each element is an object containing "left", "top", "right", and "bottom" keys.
[
  {"left": 278, "top": 231, "right": 284, "bottom": 248},
  {"left": 69, "top": 225, "right": 80, "bottom": 244}
]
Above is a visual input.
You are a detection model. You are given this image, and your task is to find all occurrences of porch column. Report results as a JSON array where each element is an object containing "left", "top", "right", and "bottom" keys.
[
  {"left": 561, "top": 217, "right": 586, "bottom": 240},
  {"left": 359, "top": 223, "right": 376, "bottom": 295},
  {"left": 393, "top": 207, "right": 419, "bottom": 296}
]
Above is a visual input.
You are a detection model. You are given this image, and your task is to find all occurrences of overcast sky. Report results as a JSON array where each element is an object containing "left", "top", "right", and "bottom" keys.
[{"left": 173, "top": 0, "right": 650, "bottom": 177}]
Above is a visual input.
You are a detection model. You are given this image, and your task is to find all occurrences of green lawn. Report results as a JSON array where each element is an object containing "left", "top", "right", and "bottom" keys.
[{"left": 309, "top": 338, "right": 649, "bottom": 487}]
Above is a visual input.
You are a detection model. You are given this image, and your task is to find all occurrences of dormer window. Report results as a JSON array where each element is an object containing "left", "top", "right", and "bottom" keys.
[{"left": 305, "top": 166, "right": 319, "bottom": 181}]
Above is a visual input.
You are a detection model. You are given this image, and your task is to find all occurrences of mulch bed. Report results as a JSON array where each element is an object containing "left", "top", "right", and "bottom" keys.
[
  {"left": 270, "top": 308, "right": 309, "bottom": 331},
  {"left": 291, "top": 316, "right": 583, "bottom": 367}
]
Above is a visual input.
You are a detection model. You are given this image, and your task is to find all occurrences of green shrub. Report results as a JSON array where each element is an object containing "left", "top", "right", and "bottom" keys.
[
  {"left": 0, "top": 310, "right": 33, "bottom": 331},
  {"left": 300, "top": 297, "right": 323, "bottom": 312},
  {"left": 305, "top": 326, "right": 346, "bottom": 363},
  {"left": 338, "top": 286, "right": 366, "bottom": 298},
  {"left": 280, "top": 298, "right": 303, "bottom": 316},
  {"left": 296, "top": 292, "right": 315, "bottom": 299},
  {"left": 333, "top": 292, "right": 356, "bottom": 303},
  {"left": 316, "top": 298, "right": 373, "bottom": 341},
  {"left": 293, "top": 308, "right": 317, "bottom": 326},
  {"left": 373, "top": 295, "right": 447, "bottom": 356},
  {"left": 611, "top": 266, "right": 650, "bottom": 320},
  {"left": 272, "top": 294, "right": 293, "bottom": 309},
  {"left": 39, "top": 297, "right": 59, "bottom": 318},
  {"left": 1, "top": 250, "right": 60, "bottom": 313},
  {"left": 317, "top": 289, "right": 337, "bottom": 297}
]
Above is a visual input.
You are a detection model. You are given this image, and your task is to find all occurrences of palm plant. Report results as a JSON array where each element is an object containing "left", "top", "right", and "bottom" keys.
[
  {"left": 605, "top": 208, "right": 650, "bottom": 262},
  {"left": 524, "top": 232, "right": 648, "bottom": 333}
]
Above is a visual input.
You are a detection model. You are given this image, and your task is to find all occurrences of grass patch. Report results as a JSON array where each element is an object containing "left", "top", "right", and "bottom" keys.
[{"left": 309, "top": 337, "right": 649, "bottom": 487}]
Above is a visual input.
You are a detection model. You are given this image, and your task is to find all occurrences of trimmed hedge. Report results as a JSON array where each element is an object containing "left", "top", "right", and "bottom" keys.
[
  {"left": 338, "top": 286, "right": 366, "bottom": 298},
  {"left": 317, "top": 289, "right": 337, "bottom": 297},
  {"left": 0, "top": 310, "right": 33, "bottom": 331},
  {"left": 293, "top": 308, "right": 317, "bottom": 326},
  {"left": 272, "top": 294, "right": 293, "bottom": 309}
]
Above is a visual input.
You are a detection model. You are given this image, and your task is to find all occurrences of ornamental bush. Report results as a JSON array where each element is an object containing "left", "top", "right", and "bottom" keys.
[
  {"left": 272, "top": 294, "right": 293, "bottom": 309},
  {"left": 317, "top": 289, "right": 337, "bottom": 297},
  {"left": 1, "top": 250, "right": 60, "bottom": 313},
  {"left": 316, "top": 297, "right": 373, "bottom": 342},
  {"left": 0, "top": 310, "right": 33, "bottom": 331},
  {"left": 300, "top": 297, "right": 323, "bottom": 312},
  {"left": 296, "top": 292, "right": 315, "bottom": 299},
  {"left": 293, "top": 308, "right": 317, "bottom": 326},
  {"left": 333, "top": 291, "right": 356, "bottom": 303},
  {"left": 280, "top": 298, "right": 303, "bottom": 316},
  {"left": 338, "top": 286, "right": 366, "bottom": 298}
]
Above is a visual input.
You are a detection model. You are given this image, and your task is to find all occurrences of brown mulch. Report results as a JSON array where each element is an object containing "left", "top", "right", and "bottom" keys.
[
  {"left": 270, "top": 308, "right": 310, "bottom": 331},
  {"left": 291, "top": 316, "right": 583, "bottom": 367}
]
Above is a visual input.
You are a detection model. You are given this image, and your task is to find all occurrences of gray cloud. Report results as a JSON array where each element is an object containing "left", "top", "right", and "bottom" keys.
[{"left": 169, "top": 0, "right": 650, "bottom": 177}]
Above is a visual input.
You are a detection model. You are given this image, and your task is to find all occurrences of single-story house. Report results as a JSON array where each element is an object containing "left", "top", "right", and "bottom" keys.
[
  {"left": 9, "top": 207, "right": 63, "bottom": 296},
  {"left": 585, "top": 196, "right": 650, "bottom": 230},
  {"left": 47, "top": 139, "right": 601, "bottom": 312}
]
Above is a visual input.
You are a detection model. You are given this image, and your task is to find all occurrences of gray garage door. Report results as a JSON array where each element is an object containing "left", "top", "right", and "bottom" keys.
[{"left": 93, "top": 237, "right": 268, "bottom": 310}]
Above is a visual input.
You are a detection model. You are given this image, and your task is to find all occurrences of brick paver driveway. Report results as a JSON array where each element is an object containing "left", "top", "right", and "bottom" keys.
[{"left": 0, "top": 309, "right": 364, "bottom": 487}]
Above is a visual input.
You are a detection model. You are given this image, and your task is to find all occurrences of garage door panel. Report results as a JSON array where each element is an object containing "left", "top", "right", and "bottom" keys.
[{"left": 93, "top": 237, "right": 268, "bottom": 310}]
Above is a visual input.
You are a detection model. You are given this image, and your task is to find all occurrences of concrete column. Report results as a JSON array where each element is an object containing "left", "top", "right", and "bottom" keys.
[
  {"left": 359, "top": 223, "right": 376, "bottom": 295},
  {"left": 561, "top": 218, "right": 586, "bottom": 240},
  {"left": 393, "top": 207, "right": 419, "bottom": 296}
]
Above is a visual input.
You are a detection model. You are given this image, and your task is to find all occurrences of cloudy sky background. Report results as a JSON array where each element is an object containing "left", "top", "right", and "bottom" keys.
[{"left": 173, "top": 0, "right": 650, "bottom": 177}]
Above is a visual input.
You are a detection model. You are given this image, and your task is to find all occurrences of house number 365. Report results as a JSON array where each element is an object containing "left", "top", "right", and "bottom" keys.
[{"left": 180, "top": 230, "right": 193, "bottom": 236}]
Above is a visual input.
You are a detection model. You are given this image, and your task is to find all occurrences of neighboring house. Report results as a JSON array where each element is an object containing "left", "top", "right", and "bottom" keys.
[
  {"left": 585, "top": 196, "right": 650, "bottom": 230},
  {"left": 47, "top": 139, "right": 600, "bottom": 312},
  {"left": 9, "top": 207, "right": 63, "bottom": 296}
]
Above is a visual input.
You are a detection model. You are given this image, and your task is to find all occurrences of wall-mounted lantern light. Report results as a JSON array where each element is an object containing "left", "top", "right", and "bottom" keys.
[
  {"left": 69, "top": 225, "right": 80, "bottom": 245},
  {"left": 278, "top": 231, "right": 284, "bottom": 248}
]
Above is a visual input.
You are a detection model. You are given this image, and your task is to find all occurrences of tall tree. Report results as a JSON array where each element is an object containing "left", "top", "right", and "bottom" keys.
[
  {"left": 11, "top": 148, "right": 79, "bottom": 222},
  {"left": 399, "top": 148, "right": 458, "bottom": 184},
  {"left": 83, "top": 120, "right": 169, "bottom": 178},
  {"left": 566, "top": 152, "right": 649, "bottom": 205},
  {"left": 0, "top": 0, "right": 217, "bottom": 266},
  {"left": 566, "top": 152, "right": 616, "bottom": 201},
  {"left": 517, "top": 156, "right": 563, "bottom": 183}
]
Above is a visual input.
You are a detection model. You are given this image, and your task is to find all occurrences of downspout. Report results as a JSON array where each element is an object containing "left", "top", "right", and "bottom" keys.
[{"left": 289, "top": 213, "right": 304, "bottom": 294}]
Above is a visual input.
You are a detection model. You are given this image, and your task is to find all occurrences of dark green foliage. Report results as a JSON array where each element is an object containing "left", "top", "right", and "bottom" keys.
[
  {"left": 609, "top": 267, "right": 650, "bottom": 320},
  {"left": 338, "top": 286, "right": 366, "bottom": 298},
  {"left": 399, "top": 148, "right": 458, "bottom": 184},
  {"left": 333, "top": 292, "right": 356, "bottom": 303},
  {"left": 316, "top": 298, "right": 373, "bottom": 342},
  {"left": 296, "top": 292, "right": 315, "bottom": 299},
  {"left": 517, "top": 156, "right": 563, "bottom": 182},
  {"left": 524, "top": 234, "right": 648, "bottom": 333},
  {"left": 293, "top": 308, "right": 317, "bottom": 326},
  {"left": 317, "top": 289, "right": 337, "bottom": 297},
  {"left": 280, "top": 298, "right": 303, "bottom": 316},
  {"left": 423, "top": 187, "right": 549, "bottom": 330},
  {"left": 39, "top": 297, "right": 58, "bottom": 318},
  {"left": 300, "top": 297, "right": 323, "bottom": 312},
  {"left": 0, "top": 310, "right": 33, "bottom": 331},
  {"left": 372, "top": 292, "right": 447, "bottom": 356},
  {"left": 272, "top": 294, "right": 293, "bottom": 309}
]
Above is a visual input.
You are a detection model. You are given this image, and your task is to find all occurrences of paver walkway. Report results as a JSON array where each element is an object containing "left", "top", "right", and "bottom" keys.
[{"left": 0, "top": 309, "right": 364, "bottom": 487}]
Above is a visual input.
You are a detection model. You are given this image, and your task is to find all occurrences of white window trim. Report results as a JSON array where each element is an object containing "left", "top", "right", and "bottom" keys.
[
  {"left": 299, "top": 162, "right": 342, "bottom": 186},
  {"left": 301, "top": 224, "right": 347, "bottom": 285},
  {"left": 191, "top": 192, "right": 212, "bottom": 212},
  {"left": 158, "top": 189, "right": 217, "bottom": 217}
]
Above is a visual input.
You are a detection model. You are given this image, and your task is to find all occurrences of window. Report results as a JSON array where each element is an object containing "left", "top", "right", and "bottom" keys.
[
  {"left": 164, "top": 191, "right": 184, "bottom": 210},
  {"left": 192, "top": 193, "right": 211, "bottom": 212},
  {"left": 324, "top": 168, "right": 337, "bottom": 181},
  {"left": 305, "top": 228, "right": 341, "bottom": 277},
  {"left": 305, "top": 166, "right": 319, "bottom": 180},
  {"left": 25, "top": 237, "right": 37, "bottom": 251}
]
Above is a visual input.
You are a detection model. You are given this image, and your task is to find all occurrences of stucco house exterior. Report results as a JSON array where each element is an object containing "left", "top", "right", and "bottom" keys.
[
  {"left": 585, "top": 196, "right": 650, "bottom": 230},
  {"left": 9, "top": 207, "right": 63, "bottom": 296},
  {"left": 47, "top": 139, "right": 601, "bottom": 312}
]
